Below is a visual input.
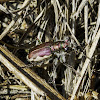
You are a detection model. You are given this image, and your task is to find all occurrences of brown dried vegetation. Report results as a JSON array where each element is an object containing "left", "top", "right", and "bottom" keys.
[{"left": 0, "top": 0, "right": 100, "bottom": 100}]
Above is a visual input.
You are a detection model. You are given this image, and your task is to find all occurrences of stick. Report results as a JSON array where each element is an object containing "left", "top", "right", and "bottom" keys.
[
  {"left": 0, "top": 45, "right": 66, "bottom": 100},
  {"left": 92, "top": 0, "right": 100, "bottom": 41}
]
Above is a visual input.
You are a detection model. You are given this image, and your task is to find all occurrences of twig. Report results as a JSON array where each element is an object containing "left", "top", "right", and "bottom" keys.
[
  {"left": 0, "top": 89, "right": 30, "bottom": 95},
  {"left": 71, "top": 0, "right": 88, "bottom": 19},
  {"left": 0, "top": 19, "right": 17, "bottom": 40},
  {"left": 84, "top": 1, "right": 91, "bottom": 84},
  {"left": 0, "top": 4, "right": 10, "bottom": 14},
  {"left": 11, "top": 0, "right": 31, "bottom": 13},
  {"left": 34, "top": 8, "right": 45, "bottom": 23},
  {"left": 72, "top": 0, "right": 76, "bottom": 35},
  {"left": 1, "top": 85, "right": 28, "bottom": 91},
  {"left": 92, "top": 0, "right": 100, "bottom": 41},
  {"left": 51, "top": 0, "right": 59, "bottom": 24},
  {"left": 84, "top": 3, "right": 88, "bottom": 50},
  {"left": 0, "top": 40, "right": 36, "bottom": 49},
  {"left": 70, "top": 28, "right": 100, "bottom": 100},
  {"left": 0, "top": 0, "right": 15, "bottom": 2},
  {"left": 17, "top": 0, "right": 31, "bottom": 15},
  {"left": 0, "top": 65, "right": 7, "bottom": 79}
]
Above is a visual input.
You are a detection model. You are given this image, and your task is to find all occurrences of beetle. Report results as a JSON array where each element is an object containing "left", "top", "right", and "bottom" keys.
[{"left": 27, "top": 40, "right": 69, "bottom": 62}]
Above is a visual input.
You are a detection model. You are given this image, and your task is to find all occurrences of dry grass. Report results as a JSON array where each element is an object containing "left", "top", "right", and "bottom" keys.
[{"left": 0, "top": 0, "right": 100, "bottom": 100}]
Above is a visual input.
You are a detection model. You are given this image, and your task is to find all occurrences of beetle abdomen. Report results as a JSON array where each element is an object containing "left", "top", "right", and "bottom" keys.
[{"left": 27, "top": 46, "right": 52, "bottom": 62}]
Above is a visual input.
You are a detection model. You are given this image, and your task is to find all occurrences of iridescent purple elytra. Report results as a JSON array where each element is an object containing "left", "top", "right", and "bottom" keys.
[{"left": 27, "top": 41, "right": 68, "bottom": 62}]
